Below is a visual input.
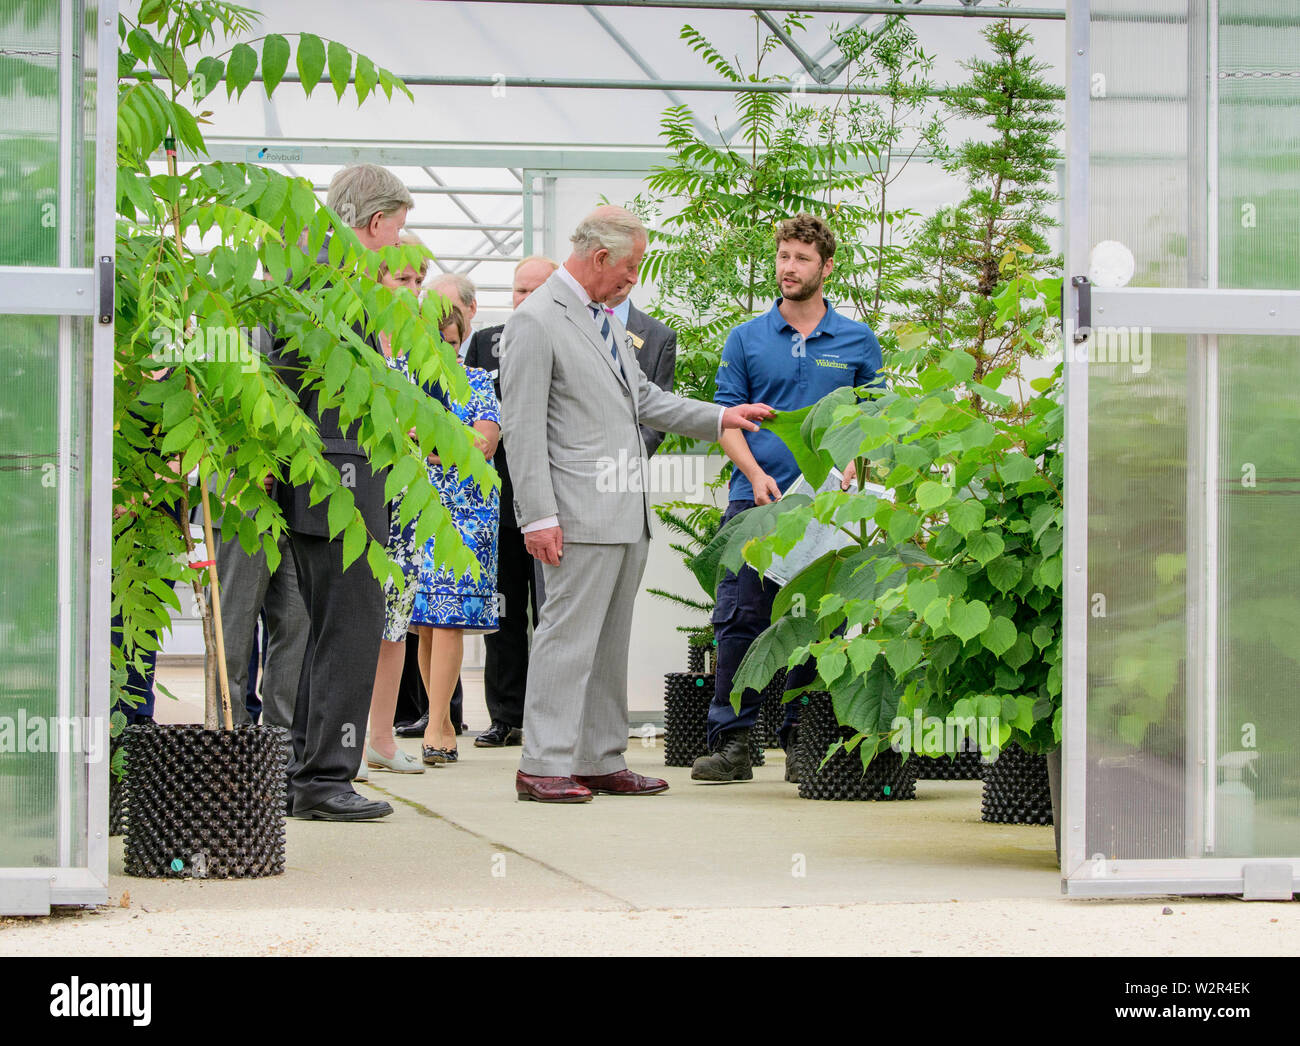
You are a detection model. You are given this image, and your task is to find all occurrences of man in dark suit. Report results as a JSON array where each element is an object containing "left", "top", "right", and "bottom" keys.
[
  {"left": 607, "top": 290, "right": 677, "bottom": 456},
  {"left": 461, "top": 255, "right": 558, "bottom": 748},
  {"left": 271, "top": 164, "right": 413, "bottom": 821}
]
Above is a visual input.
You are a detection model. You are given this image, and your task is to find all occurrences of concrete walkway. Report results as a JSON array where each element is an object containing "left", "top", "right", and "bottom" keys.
[{"left": 1, "top": 666, "right": 1296, "bottom": 955}]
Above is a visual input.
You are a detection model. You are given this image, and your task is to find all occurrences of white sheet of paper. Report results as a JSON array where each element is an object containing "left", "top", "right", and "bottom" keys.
[{"left": 763, "top": 469, "right": 889, "bottom": 587}]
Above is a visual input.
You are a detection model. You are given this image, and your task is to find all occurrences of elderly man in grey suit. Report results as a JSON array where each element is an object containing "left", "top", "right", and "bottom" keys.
[{"left": 499, "top": 206, "right": 773, "bottom": 803}]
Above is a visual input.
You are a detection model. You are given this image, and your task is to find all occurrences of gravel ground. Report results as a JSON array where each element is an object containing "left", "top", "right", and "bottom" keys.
[{"left": 2, "top": 896, "right": 1296, "bottom": 957}]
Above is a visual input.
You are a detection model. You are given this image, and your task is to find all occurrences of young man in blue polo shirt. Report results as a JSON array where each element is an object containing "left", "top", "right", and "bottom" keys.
[{"left": 693, "top": 213, "right": 882, "bottom": 784}]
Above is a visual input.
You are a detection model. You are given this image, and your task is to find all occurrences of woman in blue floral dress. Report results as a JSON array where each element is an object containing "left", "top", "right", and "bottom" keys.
[
  {"left": 412, "top": 303, "right": 500, "bottom": 765},
  {"left": 363, "top": 248, "right": 429, "bottom": 775}
]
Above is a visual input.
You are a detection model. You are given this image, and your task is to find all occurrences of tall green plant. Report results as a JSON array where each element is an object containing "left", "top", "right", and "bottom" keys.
[
  {"left": 897, "top": 17, "right": 1063, "bottom": 402},
  {"left": 704, "top": 280, "right": 1063, "bottom": 770},
  {"left": 812, "top": 16, "right": 945, "bottom": 329},
  {"left": 113, "top": 0, "right": 493, "bottom": 731},
  {"left": 636, "top": 15, "right": 881, "bottom": 418}
]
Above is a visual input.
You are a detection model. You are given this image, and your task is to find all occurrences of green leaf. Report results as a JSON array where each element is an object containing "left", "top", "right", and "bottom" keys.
[
  {"left": 342, "top": 519, "right": 365, "bottom": 568},
  {"left": 326, "top": 487, "right": 355, "bottom": 539},
  {"left": 905, "top": 577, "right": 938, "bottom": 616},
  {"left": 296, "top": 33, "right": 326, "bottom": 96},
  {"left": 262, "top": 34, "right": 291, "bottom": 96},
  {"left": 922, "top": 596, "right": 950, "bottom": 629},
  {"left": 886, "top": 508, "right": 920, "bottom": 544},
  {"left": 731, "top": 612, "right": 820, "bottom": 705},
  {"left": 981, "top": 615, "right": 1017, "bottom": 657},
  {"left": 765, "top": 403, "right": 833, "bottom": 490},
  {"left": 192, "top": 56, "right": 224, "bottom": 102},
  {"left": 327, "top": 41, "right": 352, "bottom": 99},
  {"left": 946, "top": 499, "right": 985, "bottom": 536},
  {"left": 161, "top": 415, "right": 198, "bottom": 454},
  {"left": 986, "top": 555, "right": 1023, "bottom": 594},
  {"left": 771, "top": 548, "right": 842, "bottom": 623},
  {"left": 998, "top": 452, "right": 1036, "bottom": 483},
  {"left": 366, "top": 536, "right": 392, "bottom": 581},
  {"left": 940, "top": 349, "right": 976, "bottom": 383},
  {"left": 832, "top": 659, "right": 902, "bottom": 735},
  {"left": 818, "top": 646, "right": 848, "bottom": 686},
  {"left": 354, "top": 53, "right": 377, "bottom": 105},
  {"left": 711, "top": 495, "right": 810, "bottom": 585},
  {"left": 964, "top": 529, "right": 1005, "bottom": 566},
  {"left": 1003, "top": 631, "right": 1034, "bottom": 671},
  {"left": 1031, "top": 624, "right": 1054, "bottom": 650},
  {"left": 384, "top": 456, "right": 421, "bottom": 501},
  {"left": 1007, "top": 694, "right": 1037, "bottom": 734},
  {"left": 883, "top": 636, "right": 923, "bottom": 677},
  {"left": 916, "top": 480, "right": 951, "bottom": 513},
  {"left": 948, "top": 599, "right": 991, "bottom": 644},
  {"left": 226, "top": 43, "right": 258, "bottom": 99}
]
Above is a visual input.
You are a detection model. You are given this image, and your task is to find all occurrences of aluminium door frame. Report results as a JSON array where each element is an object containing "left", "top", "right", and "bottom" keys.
[
  {"left": 0, "top": 0, "right": 116, "bottom": 914},
  {"left": 1062, "top": 0, "right": 1300, "bottom": 899}
]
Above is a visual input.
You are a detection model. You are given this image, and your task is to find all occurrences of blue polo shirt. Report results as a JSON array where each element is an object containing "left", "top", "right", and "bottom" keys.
[{"left": 714, "top": 299, "right": 881, "bottom": 503}]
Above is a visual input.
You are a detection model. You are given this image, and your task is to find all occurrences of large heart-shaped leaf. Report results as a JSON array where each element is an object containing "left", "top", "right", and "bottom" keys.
[
  {"left": 831, "top": 659, "right": 902, "bottom": 735},
  {"left": 981, "top": 615, "right": 1017, "bottom": 657},
  {"left": 692, "top": 495, "right": 811, "bottom": 594},
  {"left": 949, "top": 598, "right": 991, "bottom": 643},
  {"left": 731, "top": 612, "right": 821, "bottom": 707},
  {"left": 765, "top": 404, "right": 834, "bottom": 489}
]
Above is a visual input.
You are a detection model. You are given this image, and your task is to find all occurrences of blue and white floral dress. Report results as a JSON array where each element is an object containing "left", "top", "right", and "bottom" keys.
[
  {"left": 410, "top": 366, "right": 500, "bottom": 634},
  {"left": 380, "top": 346, "right": 426, "bottom": 643}
]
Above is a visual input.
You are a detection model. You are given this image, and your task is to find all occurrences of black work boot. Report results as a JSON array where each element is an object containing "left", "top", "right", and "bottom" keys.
[
  {"left": 783, "top": 725, "right": 801, "bottom": 784},
  {"left": 691, "top": 729, "right": 753, "bottom": 783}
]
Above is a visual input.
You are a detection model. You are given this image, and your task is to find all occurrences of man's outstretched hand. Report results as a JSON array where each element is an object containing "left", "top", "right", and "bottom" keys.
[
  {"left": 721, "top": 403, "right": 776, "bottom": 432},
  {"left": 524, "top": 525, "right": 564, "bottom": 566}
]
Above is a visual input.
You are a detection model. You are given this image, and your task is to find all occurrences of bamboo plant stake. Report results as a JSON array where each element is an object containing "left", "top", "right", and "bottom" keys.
[{"left": 163, "top": 134, "right": 234, "bottom": 731}]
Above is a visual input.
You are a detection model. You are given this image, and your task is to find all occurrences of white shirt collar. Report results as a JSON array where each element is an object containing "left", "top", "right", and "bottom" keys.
[{"left": 557, "top": 263, "right": 605, "bottom": 314}]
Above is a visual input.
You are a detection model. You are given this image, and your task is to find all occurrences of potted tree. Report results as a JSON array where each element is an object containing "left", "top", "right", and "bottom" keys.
[{"left": 113, "top": 0, "right": 492, "bottom": 876}]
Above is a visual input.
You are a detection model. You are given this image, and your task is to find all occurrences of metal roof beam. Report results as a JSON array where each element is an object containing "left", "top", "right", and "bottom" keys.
[
  {"left": 426, "top": 1, "right": 1064, "bottom": 19},
  {"left": 219, "top": 72, "right": 1060, "bottom": 97}
]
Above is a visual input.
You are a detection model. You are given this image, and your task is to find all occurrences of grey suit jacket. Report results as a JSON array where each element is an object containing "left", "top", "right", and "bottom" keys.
[
  {"left": 624, "top": 303, "right": 676, "bottom": 457},
  {"left": 499, "top": 271, "right": 721, "bottom": 544}
]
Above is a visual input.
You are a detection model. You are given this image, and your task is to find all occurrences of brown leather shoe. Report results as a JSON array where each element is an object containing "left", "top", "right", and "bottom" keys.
[
  {"left": 572, "top": 769, "right": 670, "bottom": 796},
  {"left": 515, "top": 771, "right": 593, "bottom": 803}
]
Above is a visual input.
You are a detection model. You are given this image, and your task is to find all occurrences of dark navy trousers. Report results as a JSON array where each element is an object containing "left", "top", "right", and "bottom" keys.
[{"left": 707, "top": 500, "right": 817, "bottom": 750}]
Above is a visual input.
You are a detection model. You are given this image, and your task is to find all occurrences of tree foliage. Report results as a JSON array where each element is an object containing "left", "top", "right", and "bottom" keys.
[{"left": 114, "top": 0, "right": 493, "bottom": 729}]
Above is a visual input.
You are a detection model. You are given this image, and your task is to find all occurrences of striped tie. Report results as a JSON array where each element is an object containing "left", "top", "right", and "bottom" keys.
[{"left": 589, "top": 303, "right": 619, "bottom": 363}]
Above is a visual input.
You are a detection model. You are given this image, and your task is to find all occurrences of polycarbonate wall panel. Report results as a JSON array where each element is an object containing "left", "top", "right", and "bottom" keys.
[
  {"left": 1215, "top": 336, "right": 1300, "bottom": 857},
  {"left": 1085, "top": 335, "right": 1189, "bottom": 859},
  {"left": 0, "top": 3, "right": 60, "bottom": 266},
  {"left": 1217, "top": 3, "right": 1300, "bottom": 292},
  {"left": 0, "top": 0, "right": 99, "bottom": 875},
  {"left": 1078, "top": 1, "right": 1300, "bottom": 877},
  {"left": 0, "top": 314, "right": 94, "bottom": 869},
  {"left": 1089, "top": 1, "right": 1194, "bottom": 288},
  {"left": 1210, "top": 5, "right": 1300, "bottom": 859}
]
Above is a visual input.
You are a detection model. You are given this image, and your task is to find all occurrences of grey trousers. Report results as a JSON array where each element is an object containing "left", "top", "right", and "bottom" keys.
[
  {"left": 519, "top": 538, "right": 649, "bottom": 778},
  {"left": 211, "top": 527, "right": 309, "bottom": 730}
]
